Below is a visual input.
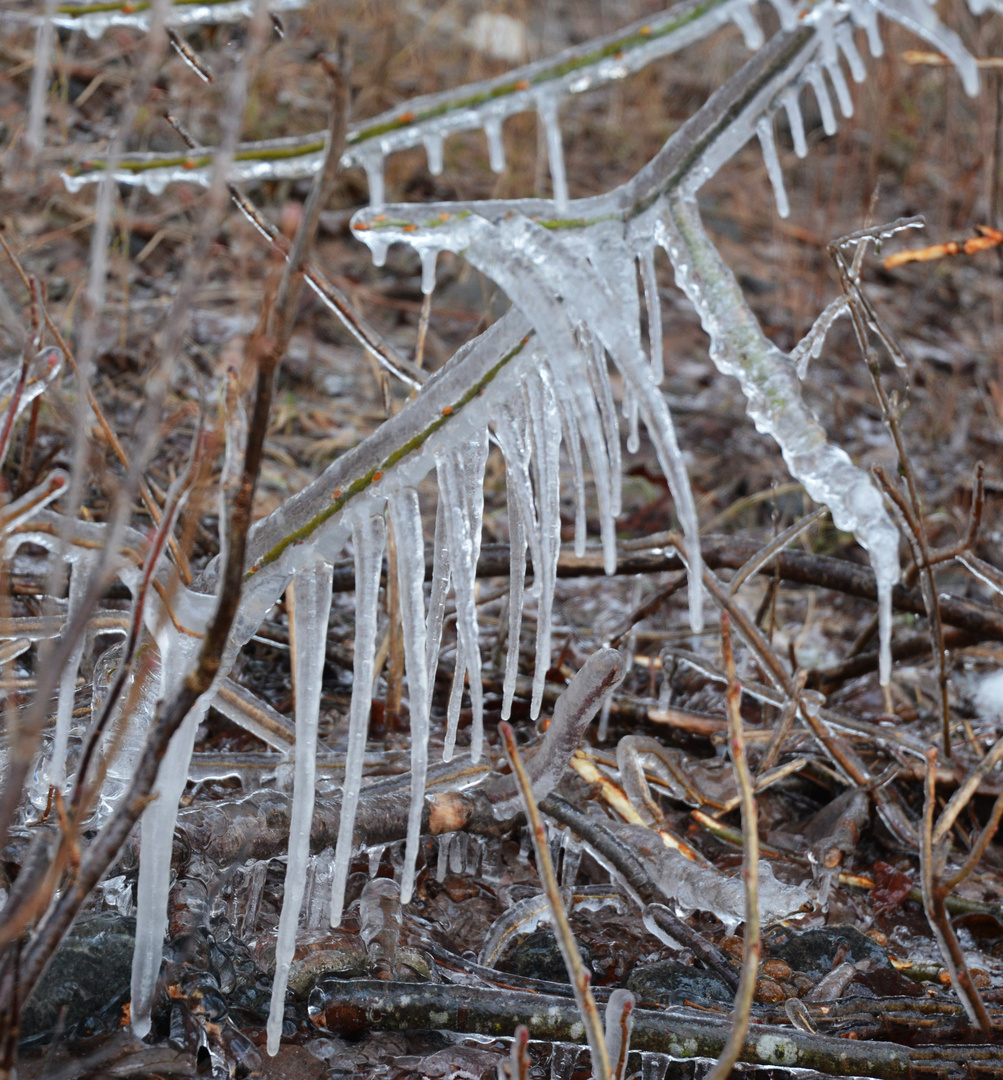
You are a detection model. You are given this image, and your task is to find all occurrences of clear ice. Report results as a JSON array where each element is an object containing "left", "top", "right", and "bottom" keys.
[
  {"left": 29, "top": 0, "right": 996, "bottom": 1041},
  {"left": 266, "top": 558, "right": 333, "bottom": 1055}
]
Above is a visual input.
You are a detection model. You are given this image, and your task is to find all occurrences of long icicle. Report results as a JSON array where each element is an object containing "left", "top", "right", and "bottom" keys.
[
  {"left": 387, "top": 488, "right": 430, "bottom": 905},
  {"left": 330, "top": 512, "right": 386, "bottom": 925},
  {"left": 267, "top": 556, "right": 333, "bottom": 1055}
]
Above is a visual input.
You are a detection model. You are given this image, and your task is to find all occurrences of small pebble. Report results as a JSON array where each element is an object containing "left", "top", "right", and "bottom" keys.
[{"left": 761, "top": 959, "right": 792, "bottom": 980}]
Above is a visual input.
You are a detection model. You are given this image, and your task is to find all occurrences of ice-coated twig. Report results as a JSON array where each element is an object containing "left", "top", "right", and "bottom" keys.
[
  {"left": 60, "top": 0, "right": 792, "bottom": 193},
  {"left": 660, "top": 195, "right": 900, "bottom": 686},
  {"left": 728, "top": 506, "right": 828, "bottom": 594},
  {"left": 484, "top": 649, "right": 625, "bottom": 818},
  {"left": 499, "top": 721, "right": 611, "bottom": 1080},
  {"left": 920, "top": 748, "right": 992, "bottom": 1036},
  {"left": 48, "top": 0, "right": 304, "bottom": 38},
  {"left": 604, "top": 989, "right": 636, "bottom": 1080},
  {"left": 507, "top": 1025, "right": 531, "bottom": 1080}
]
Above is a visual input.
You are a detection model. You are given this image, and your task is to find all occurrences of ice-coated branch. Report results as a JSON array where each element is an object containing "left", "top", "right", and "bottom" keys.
[
  {"left": 483, "top": 648, "right": 625, "bottom": 817},
  {"left": 60, "top": 0, "right": 791, "bottom": 192}
]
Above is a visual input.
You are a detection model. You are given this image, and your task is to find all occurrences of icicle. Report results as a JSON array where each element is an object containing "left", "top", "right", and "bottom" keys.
[
  {"left": 483, "top": 116, "right": 506, "bottom": 173},
  {"left": 436, "top": 833, "right": 452, "bottom": 882},
  {"left": 768, "top": 0, "right": 798, "bottom": 30},
  {"left": 824, "top": 54, "right": 854, "bottom": 117},
  {"left": 524, "top": 372, "right": 562, "bottom": 719},
  {"left": 445, "top": 639, "right": 467, "bottom": 762},
  {"left": 756, "top": 116, "right": 790, "bottom": 219},
  {"left": 368, "top": 845, "right": 385, "bottom": 876},
  {"left": 241, "top": 860, "right": 269, "bottom": 938},
  {"left": 624, "top": 385, "right": 640, "bottom": 454},
  {"left": 806, "top": 65, "right": 837, "bottom": 135},
  {"left": 267, "top": 557, "right": 333, "bottom": 1056},
  {"left": 551, "top": 387, "right": 588, "bottom": 557},
  {"left": 359, "top": 149, "right": 386, "bottom": 209},
  {"left": 536, "top": 93, "right": 568, "bottom": 211},
  {"left": 874, "top": 0, "right": 977, "bottom": 96},
  {"left": 502, "top": 487, "right": 527, "bottom": 721},
  {"left": 306, "top": 850, "right": 336, "bottom": 929},
  {"left": 423, "top": 133, "right": 444, "bottom": 176},
  {"left": 638, "top": 247, "right": 664, "bottom": 383},
  {"left": 130, "top": 623, "right": 211, "bottom": 1036},
  {"left": 851, "top": 1, "right": 885, "bottom": 57},
  {"left": 494, "top": 403, "right": 542, "bottom": 720},
  {"left": 419, "top": 248, "right": 438, "bottom": 295},
  {"left": 425, "top": 496, "right": 451, "bottom": 695},
  {"left": 449, "top": 832, "right": 467, "bottom": 874},
  {"left": 730, "top": 1, "right": 764, "bottom": 50},
  {"left": 368, "top": 234, "right": 390, "bottom": 268},
  {"left": 330, "top": 512, "right": 386, "bottom": 926},
  {"left": 585, "top": 331, "right": 623, "bottom": 525},
  {"left": 469, "top": 215, "right": 701, "bottom": 632},
  {"left": 837, "top": 25, "right": 867, "bottom": 83},
  {"left": 435, "top": 433, "right": 488, "bottom": 759},
  {"left": 387, "top": 488, "right": 429, "bottom": 906},
  {"left": 781, "top": 90, "right": 808, "bottom": 159},
  {"left": 560, "top": 830, "right": 583, "bottom": 888}
]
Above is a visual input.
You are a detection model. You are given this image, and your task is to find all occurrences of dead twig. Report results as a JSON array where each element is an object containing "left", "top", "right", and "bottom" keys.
[{"left": 705, "top": 614, "right": 760, "bottom": 1080}]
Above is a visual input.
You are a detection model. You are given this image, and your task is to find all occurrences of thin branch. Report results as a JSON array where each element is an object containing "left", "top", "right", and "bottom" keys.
[
  {"left": 500, "top": 721, "right": 611, "bottom": 1080},
  {"left": 706, "top": 615, "right": 760, "bottom": 1080}
]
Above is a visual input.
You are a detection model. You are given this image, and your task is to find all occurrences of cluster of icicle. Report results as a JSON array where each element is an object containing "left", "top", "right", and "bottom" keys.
[{"left": 35, "top": 0, "right": 994, "bottom": 1056}]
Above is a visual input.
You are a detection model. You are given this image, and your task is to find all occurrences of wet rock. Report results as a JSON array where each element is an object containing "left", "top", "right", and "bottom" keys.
[
  {"left": 496, "top": 928, "right": 592, "bottom": 984},
  {"left": 20, "top": 913, "right": 135, "bottom": 1042},
  {"left": 761, "top": 959, "right": 792, "bottom": 980},
  {"left": 764, "top": 925, "right": 888, "bottom": 975},
  {"left": 626, "top": 960, "right": 734, "bottom": 1006}
]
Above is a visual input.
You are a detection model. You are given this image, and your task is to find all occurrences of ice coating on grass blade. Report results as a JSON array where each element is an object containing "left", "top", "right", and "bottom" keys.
[
  {"left": 267, "top": 558, "right": 332, "bottom": 1056},
  {"left": 387, "top": 488, "right": 430, "bottom": 904},
  {"left": 658, "top": 193, "right": 899, "bottom": 684},
  {"left": 330, "top": 513, "right": 386, "bottom": 926}
]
